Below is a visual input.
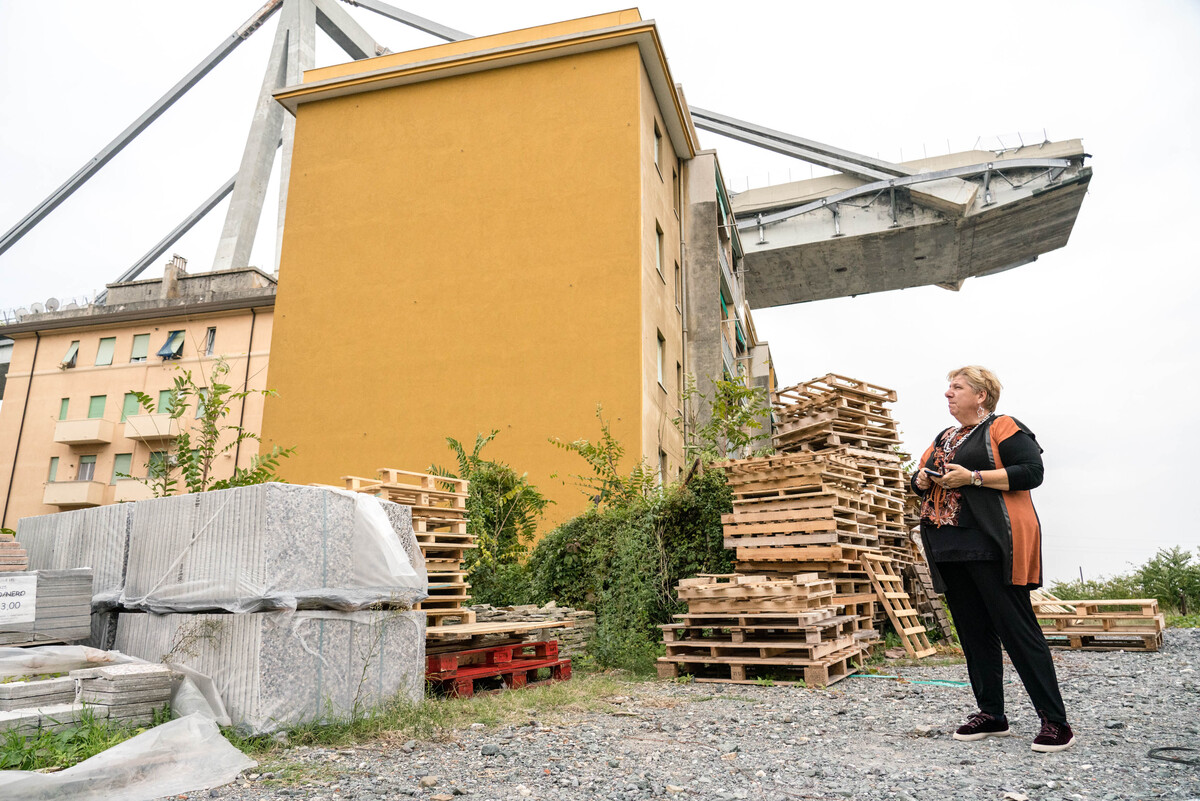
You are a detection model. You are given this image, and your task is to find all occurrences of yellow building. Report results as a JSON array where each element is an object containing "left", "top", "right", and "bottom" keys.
[
  {"left": 262, "top": 9, "right": 771, "bottom": 527},
  {"left": 0, "top": 258, "right": 275, "bottom": 528}
]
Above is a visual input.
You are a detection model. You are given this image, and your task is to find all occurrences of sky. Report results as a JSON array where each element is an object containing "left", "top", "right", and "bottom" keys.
[{"left": 1, "top": 1, "right": 1198, "bottom": 583}]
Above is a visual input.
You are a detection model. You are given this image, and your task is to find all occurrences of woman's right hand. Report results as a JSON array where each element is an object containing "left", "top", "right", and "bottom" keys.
[{"left": 914, "top": 470, "right": 931, "bottom": 491}]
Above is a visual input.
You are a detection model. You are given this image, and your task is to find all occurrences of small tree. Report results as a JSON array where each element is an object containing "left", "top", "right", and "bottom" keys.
[
  {"left": 128, "top": 357, "right": 293, "bottom": 496},
  {"left": 675, "top": 374, "right": 772, "bottom": 462},
  {"left": 549, "top": 404, "right": 657, "bottom": 508},
  {"left": 430, "top": 431, "right": 550, "bottom": 606}
]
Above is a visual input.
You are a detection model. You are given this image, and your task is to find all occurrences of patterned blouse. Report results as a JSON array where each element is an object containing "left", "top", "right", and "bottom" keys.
[{"left": 919, "top": 423, "right": 980, "bottom": 526}]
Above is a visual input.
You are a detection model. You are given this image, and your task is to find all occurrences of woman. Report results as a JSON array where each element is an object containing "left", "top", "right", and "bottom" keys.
[{"left": 912, "top": 366, "right": 1075, "bottom": 753}]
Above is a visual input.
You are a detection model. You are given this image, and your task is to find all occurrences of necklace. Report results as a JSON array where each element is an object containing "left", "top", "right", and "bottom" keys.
[{"left": 942, "top": 412, "right": 995, "bottom": 454}]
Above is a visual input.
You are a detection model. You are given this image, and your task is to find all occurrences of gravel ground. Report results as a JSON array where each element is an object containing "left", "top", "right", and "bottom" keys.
[{"left": 207, "top": 629, "right": 1200, "bottom": 801}]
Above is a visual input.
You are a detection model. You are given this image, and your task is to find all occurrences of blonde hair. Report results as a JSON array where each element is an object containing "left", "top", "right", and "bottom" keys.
[{"left": 948, "top": 365, "right": 1002, "bottom": 413}]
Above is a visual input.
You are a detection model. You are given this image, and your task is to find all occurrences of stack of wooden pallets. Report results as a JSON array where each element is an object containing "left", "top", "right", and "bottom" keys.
[
  {"left": 771, "top": 374, "right": 912, "bottom": 564},
  {"left": 1031, "top": 591, "right": 1165, "bottom": 651},
  {"left": 694, "top": 373, "right": 949, "bottom": 654},
  {"left": 0, "top": 529, "right": 29, "bottom": 572},
  {"left": 718, "top": 453, "right": 880, "bottom": 635},
  {"left": 656, "top": 574, "right": 867, "bottom": 687},
  {"left": 341, "top": 468, "right": 476, "bottom": 625}
]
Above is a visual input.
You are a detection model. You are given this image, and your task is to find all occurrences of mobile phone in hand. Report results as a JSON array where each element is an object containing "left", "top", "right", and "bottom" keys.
[{"left": 922, "top": 467, "right": 943, "bottom": 478}]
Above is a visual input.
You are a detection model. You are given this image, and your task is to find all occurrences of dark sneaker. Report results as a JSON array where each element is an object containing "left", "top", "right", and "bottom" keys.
[
  {"left": 1032, "top": 713, "right": 1076, "bottom": 753},
  {"left": 953, "top": 711, "right": 1012, "bottom": 741}
]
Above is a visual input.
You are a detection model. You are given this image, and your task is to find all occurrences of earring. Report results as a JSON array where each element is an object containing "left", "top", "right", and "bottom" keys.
[{"left": 976, "top": 405, "right": 987, "bottom": 422}]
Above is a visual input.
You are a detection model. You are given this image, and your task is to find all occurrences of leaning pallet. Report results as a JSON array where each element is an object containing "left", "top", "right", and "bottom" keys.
[
  {"left": 860, "top": 553, "right": 936, "bottom": 658},
  {"left": 340, "top": 468, "right": 476, "bottom": 625},
  {"left": 656, "top": 574, "right": 867, "bottom": 687},
  {"left": 1031, "top": 595, "right": 1165, "bottom": 652}
]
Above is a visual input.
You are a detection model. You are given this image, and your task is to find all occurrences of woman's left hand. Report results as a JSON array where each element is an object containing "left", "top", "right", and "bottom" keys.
[{"left": 937, "top": 463, "right": 973, "bottom": 489}]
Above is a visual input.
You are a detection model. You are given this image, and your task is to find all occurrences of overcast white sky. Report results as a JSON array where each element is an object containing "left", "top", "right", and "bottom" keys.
[{"left": 2, "top": 1, "right": 1197, "bottom": 583}]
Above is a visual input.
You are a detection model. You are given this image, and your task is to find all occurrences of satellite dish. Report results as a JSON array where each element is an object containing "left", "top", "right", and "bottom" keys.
[
  {"left": 30, "top": 302, "right": 44, "bottom": 314},
  {"left": 15, "top": 308, "right": 29, "bottom": 318},
  {"left": 63, "top": 301, "right": 78, "bottom": 310},
  {"left": 45, "top": 297, "right": 59, "bottom": 311}
]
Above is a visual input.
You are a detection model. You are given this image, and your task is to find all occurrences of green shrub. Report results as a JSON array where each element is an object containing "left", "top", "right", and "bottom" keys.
[
  {"left": 1049, "top": 546, "right": 1200, "bottom": 614},
  {"left": 526, "top": 467, "right": 733, "bottom": 673}
]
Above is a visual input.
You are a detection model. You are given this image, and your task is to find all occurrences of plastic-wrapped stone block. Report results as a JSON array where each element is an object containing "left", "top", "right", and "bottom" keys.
[
  {"left": 119, "top": 483, "right": 426, "bottom": 613},
  {"left": 16, "top": 505, "right": 131, "bottom": 609},
  {"left": 114, "top": 609, "right": 425, "bottom": 734},
  {"left": 0, "top": 569, "right": 93, "bottom": 645}
]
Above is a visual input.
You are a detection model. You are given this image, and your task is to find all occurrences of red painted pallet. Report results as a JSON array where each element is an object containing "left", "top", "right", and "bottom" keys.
[{"left": 426, "top": 641, "right": 571, "bottom": 698}]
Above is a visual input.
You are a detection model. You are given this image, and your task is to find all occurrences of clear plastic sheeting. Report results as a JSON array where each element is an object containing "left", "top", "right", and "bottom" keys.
[
  {"left": 15, "top": 504, "right": 132, "bottom": 610},
  {"left": 0, "top": 713, "right": 255, "bottom": 801},
  {"left": 0, "top": 645, "right": 123, "bottom": 679},
  {"left": 0, "top": 645, "right": 228, "bottom": 724},
  {"left": 118, "top": 483, "right": 427, "bottom": 613},
  {"left": 114, "top": 609, "right": 426, "bottom": 734}
]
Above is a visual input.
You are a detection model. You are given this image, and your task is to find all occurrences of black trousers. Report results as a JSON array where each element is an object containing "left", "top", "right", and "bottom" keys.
[{"left": 937, "top": 559, "right": 1068, "bottom": 724}]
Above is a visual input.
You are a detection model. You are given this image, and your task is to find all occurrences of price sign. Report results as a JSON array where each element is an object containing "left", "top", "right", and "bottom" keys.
[{"left": 0, "top": 575, "right": 36, "bottom": 625}]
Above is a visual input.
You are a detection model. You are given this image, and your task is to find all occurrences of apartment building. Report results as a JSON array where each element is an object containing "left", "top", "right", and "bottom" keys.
[
  {"left": 0, "top": 258, "right": 275, "bottom": 527},
  {"left": 262, "top": 10, "right": 771, "bottom": 527}
]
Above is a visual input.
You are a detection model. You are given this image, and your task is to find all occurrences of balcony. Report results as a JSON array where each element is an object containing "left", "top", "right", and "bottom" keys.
[
  {"left": 721, "top": 330, "right": 736, "bottom": 378},
  {"left": 43, "top": 480, "right": 106, "bottom": 508},
  {"left": 53, "top": 418, "right": 115, "bottom": 446},
  {"left": 123, "top": 413, "right": 179, "bottom": 441},
  {"left": 113, "top": 479, "right": 155, "bottom": 503}
]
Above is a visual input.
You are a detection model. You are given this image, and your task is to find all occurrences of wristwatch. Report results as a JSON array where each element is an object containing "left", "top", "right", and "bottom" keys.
[{"left": 971, "top": 470, "right": 983, "bottom": 487}]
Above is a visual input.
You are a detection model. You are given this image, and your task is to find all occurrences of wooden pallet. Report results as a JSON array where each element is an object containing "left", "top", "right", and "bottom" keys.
[
  {"left": 860, "top": 553, "right": 935, "bottom": 658},
  {"left": 427, "top": 641, "right": 571, "bottom": 697},
  {"left": 1042, "top": 631, "right": 1163, "bottom": 652},
  {"left": 906, "top": 561, "right": 951, "bottom": 638},
  {"left": 655, "top": 642, "right": 864, "bottom": 688}
]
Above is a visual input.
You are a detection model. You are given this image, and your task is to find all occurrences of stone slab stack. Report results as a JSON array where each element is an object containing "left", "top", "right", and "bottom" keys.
[
  {"left": 17, "top": 504, "right": 132, "bottom": 648},
  {"left": 120, "top": 483, "right": 426, "bottom": 613},
  {"left": 114, "top": 609, "right": 425, "bottom": 733},
  {"left": 469, "top": 602, "right": 597, "bottom": 660},
  {"left": 71, "top": 663, "right": 174, "bottom": 725},
  {"left": 0, "top": 677, "right": 76, "bottom": 711},
  {"left": 0, "top": 569, "right": 93, "bottom": 645}
]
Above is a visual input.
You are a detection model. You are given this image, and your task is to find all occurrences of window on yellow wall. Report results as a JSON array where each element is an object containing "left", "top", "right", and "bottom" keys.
[
  {"left": 112, "top": 453, "right": 132, "bottom": 484},
  {"left": 77, "top": 455, "right": 97, "bottom": 482},
  {"left": 674, "top": 262, "right": 681, "bottom": 312},
  {"left": 61, "top": 340, "right": 79, "bottom": 369},
  {"left": 655, "top": 224, "right": 664, "bottom": 280},
  {"left": 59, "top": 398, "right": 69, "bottom": 420},
  {"left": 87, "top": 395, "right": 106, "bottom": 419},
  {"left": 653, "top": 120, "right": 662, "bottom": 174},
  {"left": 676, "top": 362, "right": 683, "bottom": 399},
  {"left": 658, "top": 449, "right": 668, "bottom": 486},
  {"left": 657, "top": 331, "right": 666, "bottom": 389},
  {"left": 95, "top": 337, "right": 116, "bottom": 366},
  {"left": 130, "top": 333, "right": 150, "bottom": 362},
  {"left": 122, "top": 392, "right": 139, "bottom": 422},
  {"left": 673, "top": 168, "right": 680, "bottom": 213},
  {"left": 205, "top": 327, "right": 216, "bottom": 356},
  {"left": 48, "top": 457, "right": 59, "bottom": 482}
]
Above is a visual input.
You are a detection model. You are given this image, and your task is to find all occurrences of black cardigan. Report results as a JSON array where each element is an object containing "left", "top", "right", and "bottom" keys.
[{"left": 911, "top": 415, "right": 1046, "bottom": 591}]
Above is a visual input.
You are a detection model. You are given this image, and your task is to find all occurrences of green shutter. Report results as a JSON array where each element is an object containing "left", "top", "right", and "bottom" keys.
[
  {"left": 112, "top": 453, "right": 132, "bottom": 484},
  {"left": 87, "top": 395, "right": 106, "bottom": 419},
  {"left": 149, "top": 451, "right": 167, "bottom": 479},
  {"left": 95, "top": 337, "right": 116, "bottom": 366},
  {"left": 122, "top": 392, "right": 140, "bottom": 421},
  {"left": 130, "top": 333, "right": 150, "bottom": 362},
  {"left": 59, "top": 398, "right": 69, "bottom": 420},
  {"left": 48, "top": 457, "right": 59, "bottom": 482},
  {"left": 158, "top": 390, "right": 174, "bottom": 413}
]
